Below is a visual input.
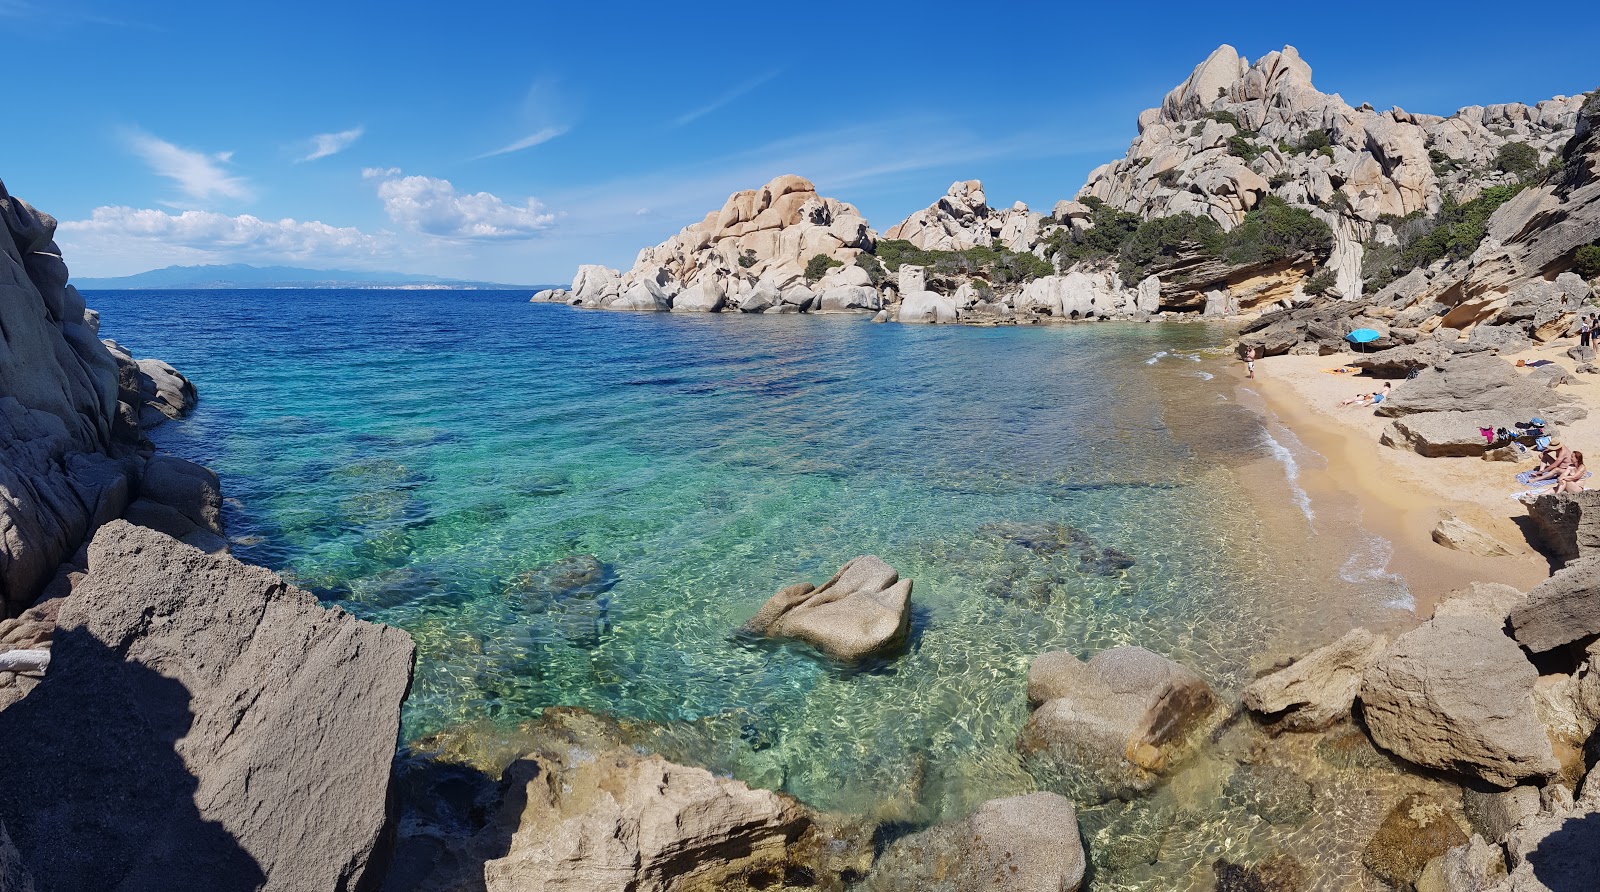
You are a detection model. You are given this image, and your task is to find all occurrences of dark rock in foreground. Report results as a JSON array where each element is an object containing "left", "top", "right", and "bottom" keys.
[
  {"left": 1508, "top": 557, "right": 1600, "bottom": 653},
  {"left": 0, "top": 521, "right": 415, "bottom": 892}
]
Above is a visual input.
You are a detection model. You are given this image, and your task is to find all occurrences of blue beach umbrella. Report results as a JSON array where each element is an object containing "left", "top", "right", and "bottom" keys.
[{"left": 1345, "top": 327, "right": 1382, "bottom": 353}]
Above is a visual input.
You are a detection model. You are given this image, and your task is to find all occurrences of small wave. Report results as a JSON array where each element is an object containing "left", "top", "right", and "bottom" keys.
[
  {"left": 1145, "top": 350, "right": 1168, "bottom": 365},
  {"left": 1340, "top": 534, "right": 1415, "bottom": 610},
  {"left": 1193, "top": 371, "right": 1214, "bottom": 381},
  {"left": 1261, "top": 429, "right": 1315, "bottom": 525}
]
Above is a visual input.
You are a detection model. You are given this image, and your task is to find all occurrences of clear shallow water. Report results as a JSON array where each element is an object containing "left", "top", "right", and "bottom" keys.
[{"left": 89, "top": 290, "right": 1407, "bottom": 886}]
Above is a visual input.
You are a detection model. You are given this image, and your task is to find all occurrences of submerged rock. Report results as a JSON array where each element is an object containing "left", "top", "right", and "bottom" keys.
[
  {"left": 1362, "top": 794, "right": 1469, "bottom": 889},
  {"left": 979, "top": 521, "right": 1136, "bottom": 577},
  {"left": 1242, "top": 628, "right": 1387, "bottom": 732},
  {"left": 1359, "top": 617, "right": 1558, "bottom": 787},
  {"left": 0, "top": 520, "right": 416, "bottom": 891},
  {"left": 1020, "top": 646, "right": 1215, "bottom": 798},
  {"left": 868, "top": 792, "right": 1085, "bottom": 892},
  {"left": 1212, "top": 854, "right": 1306, "bottom": 892},
  {"left": 505, "top": 554, "right": 619, "bottom": 647},
  {"left": 742, "top": 556, "right": 912, "bottom": 662}
]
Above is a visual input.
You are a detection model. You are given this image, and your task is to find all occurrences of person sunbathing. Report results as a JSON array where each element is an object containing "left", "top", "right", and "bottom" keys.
[
  {"left": 1530, "top": 440, "right": 1573, "bottom": 482},
  {"left": 1339, "top": 383, "right": 1392, "bottom": 407},
  {"left": 1555, "top": 451, "right": 1587, "bottom": 494}
]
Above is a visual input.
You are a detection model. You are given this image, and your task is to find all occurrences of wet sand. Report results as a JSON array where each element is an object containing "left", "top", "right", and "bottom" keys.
[{"left": 1240, "top": 338, "right": 1599, "bottom": 621}]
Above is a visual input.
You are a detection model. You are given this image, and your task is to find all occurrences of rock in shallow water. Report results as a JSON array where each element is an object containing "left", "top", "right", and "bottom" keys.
[
  {"left": 1020, "top": 646, "right": 1215, "bottom": 799},
  {"left": 869, "top": 792, "right": 1084, "bottom": 892},
  {"left": 1361, "top": 794, "right": 1469, "bottom": 888},
  {"left": 1243, "top": 628, "right": 1387, "bottom": 733},
  {"left": 742, "top": 555, "right": 912, "bottom": 661}
]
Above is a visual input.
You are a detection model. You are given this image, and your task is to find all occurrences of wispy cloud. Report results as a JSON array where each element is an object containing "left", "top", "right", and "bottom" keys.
[
  {"left": 475, "top": 125, "right": 569, "bottom": 160},
  {"left": 671, "top": 70, "right": 782, "bottom": 128},
  {"left": 367, "top": 170, "right": 556, "bottom": 239},
  {"left": 362, "top": 166, "right": 402, "bottom": 179},
  {"left": 124, "top": 129, "right": 252, "bottom": 203},
  {"left": 300, "top": 126, "right": 364, "bottom": 162}
]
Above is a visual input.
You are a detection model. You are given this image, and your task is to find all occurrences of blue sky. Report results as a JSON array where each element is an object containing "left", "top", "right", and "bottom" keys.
[{"left": 5, "top": 1, "right": 1597, "bottom": 284}]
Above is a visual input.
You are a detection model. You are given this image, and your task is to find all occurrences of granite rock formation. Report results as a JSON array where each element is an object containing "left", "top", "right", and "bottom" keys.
[
  {"left": 742, "top": 555, "right": 913, "bottom": 661},
  {"left": 0, "top": 521, "right": 415, "bottom": 891}
]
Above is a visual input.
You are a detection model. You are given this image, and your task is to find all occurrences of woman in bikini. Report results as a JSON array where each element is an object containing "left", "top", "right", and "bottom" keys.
[{"left": 1555, "top": 451, "right": 1587, "bottom": 494}]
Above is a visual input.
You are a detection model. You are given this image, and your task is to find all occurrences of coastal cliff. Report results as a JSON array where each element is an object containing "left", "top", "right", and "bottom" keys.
[
  {"left": 0, "top": 179, "right": 417, "bottom": 890},
  {"left": 545, "top": 45, "right": 1594, "bottom": 330}
]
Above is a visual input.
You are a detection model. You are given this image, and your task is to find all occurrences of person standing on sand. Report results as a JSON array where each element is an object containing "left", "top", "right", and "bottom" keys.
[
  {"left": 1244, "top": 345, "right": 1256, "bottom": 379},
  {"left": 1582, "top": 314, "right": 1594, "bottom": 348}
]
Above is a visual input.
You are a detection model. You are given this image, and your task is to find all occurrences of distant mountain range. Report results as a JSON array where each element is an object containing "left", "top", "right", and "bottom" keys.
[{"left": 74, "top": 264, "right": 553, "bottom": 291}]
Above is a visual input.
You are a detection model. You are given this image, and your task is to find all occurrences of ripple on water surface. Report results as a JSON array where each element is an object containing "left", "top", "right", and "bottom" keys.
[{"left": 91, "top": 291, "right": 1404, "bottom": 886}]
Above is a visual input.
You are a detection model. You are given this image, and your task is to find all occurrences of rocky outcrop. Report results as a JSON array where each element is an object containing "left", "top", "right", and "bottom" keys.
[
  {"left": 1019, "top": 646, "right": 1215, "bottom": 796},
  {"left": 1376, "top": 353, "right": 1582, "bottom": 421},
  {"left": 1380, "top": 410, "right": 1528, "bottom": 457},
  {"left": 1507, "top": 557, "right": 1600, "bottom": 653},
  {"left": 1431, "top": 513, "right": 1517, "bottom": 557},
  {"left": 0, "top": 520, "right": 416, "bottom": 891},
  {"left": 1519, "top": 490, "right": 1600, "bottom": 565},
  {"left": 484, "top": 750, "right": 810, "bottom": 892},
  {"left": 545, "top": 175, "right": 878, "bottom": 314},
  {"left": 868, "top": 793, "right": 1085, "bottom": 892},
  {"left": 884, "top": 180, "right": 1042, "bottom": 252},
  {"left": 742, "top": 556, "right": 913, "bottom": 661},
  {"left": 0, "top": 179, "right": 210, "bottom": 617},
  {"left": 1359, "top": 617, "right": 1558, "bottom": 787},
  {"left": 1242, "top": 628, "right": 1387, "bottom": 732},
  {"left": 1432, "top": 581, "right": 1526, "bottom": 622},
  {"left": 1488, "top": 780, "right": 1600, "bottom": 891}
]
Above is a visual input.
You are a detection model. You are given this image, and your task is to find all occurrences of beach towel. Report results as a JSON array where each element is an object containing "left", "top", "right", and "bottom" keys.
[
  {"left": 1525, "top": 359, "right": 1554, "bottom": 367},
  {"left": 1321, "top": 366, "right": 1359, "bottom": 375},
  {"left": 1511, "top": 470, "right": 1591, "bottom": 499}
]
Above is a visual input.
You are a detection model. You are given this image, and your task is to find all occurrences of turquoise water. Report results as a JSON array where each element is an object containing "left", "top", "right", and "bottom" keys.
[{"left": 90, "top": 290, "right": 1388, "bottom": 884}]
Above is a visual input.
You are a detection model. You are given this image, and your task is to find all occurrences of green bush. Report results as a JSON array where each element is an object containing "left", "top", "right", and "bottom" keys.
[
  {"left": 1043, "top": 200, "right": 1143, "bottom": 267},
  {"left": 804, "top": 253, "right": 843, "bottom": 283},
  {"left": 1118, "top": 214, "right": 1224, "bottom": 281},
  {"left": 1495, "top": 142, "right": 1539, "bottom": 179},
  {"left": 1205, "top": 109, "right": 1242, "bottom": 129},
  {"left": 737, "top": 249, "right": 758, "bottom": 269},
  {"left": 1303, "top": 269, "right": 1337, "bottom": 296},
  {"left": 1575, "top": 244, "right": 1600, "bottom": 280},
  {"left": 870, "top": 239, "right": 1053, "bottom": 285},
  {"left": 855, "top": 252, "right": 886, "bottom": 285},
  {"left": 1227, "top": 135, "right": 1263, "bottom": 163},
  {"left": 1363, "top": 184, "right": 1525, "bottom": 289},
  {"left": 1297, "top": 129, "right": 1331, "bottom": 154},
  {"left": 1221, "top": 195, "right": 1333, "bottom": 267}
]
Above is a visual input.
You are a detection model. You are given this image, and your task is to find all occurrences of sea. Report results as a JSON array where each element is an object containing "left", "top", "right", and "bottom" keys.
[{"left": 89, "top": 289, "right": 1420, "bottom": 889}]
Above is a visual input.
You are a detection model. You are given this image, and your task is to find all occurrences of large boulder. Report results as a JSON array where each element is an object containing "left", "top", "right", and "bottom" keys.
[
  {"left": 1019, "top": 646, "right": 1215, "bottom": 796},
  {"left": 1375, "top": 354, "right": 1582, "bottom": 421},
  {"left": 1359, "top": 617, "right": 1558, "bottom": 787},
  {"left": 1431, "top": 513, "right": 1517, "bottom": 557},
  {"left": 0, "top": 520, "right": 416, "bottom": 891},
  {"left": 1362, "top": 793, "right": 1470, "bottom": 889},
  {"left": 741, "top": 556, "right": 912, "bottom": 661},
  {"left": 1519, "top": 490, "right": 1600, "bottom": 565},
  {"left": 1242, "top": 628, "right": 1388, "bottom": 732},
  {"left": 1491, "top": 781, "right": 1600, "bottom": 891},
  {"left": 1379, "top": 410, "right": 1528, "bottom": 457},
  {"left": 1507, "top": 557, "right": 1600, "bottom": 653},
  {"left": 898, "top": 290, "right": 959, "bottom": 324},
  {"left": 867, "top": 793, "right": 1084, "bottom": 892},
  {"left": 483, "top": 750, "right": 810, "bottom": 892}
]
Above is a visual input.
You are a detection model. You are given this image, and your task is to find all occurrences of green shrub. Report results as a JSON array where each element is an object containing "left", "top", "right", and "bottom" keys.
[
  {"left": 804, "top": 253, "right": 843, "bottom": 283},
  {"left": 1318, "top": 145, "right": 1335, "bottom": 161},
  {"left": 1363, "top": 184, "right": 1525, "bottom": 289},
  {"left": 1495, "top": 142, "right": 1539, "bottom": 179},
  {"left": 1297, "top": 129, "right": 1331, "bottom": 154},
  {"left": 737, "top": 249, "right": 758, "bottom": 269},
  {"left": 1227, "top": 135, "right": 1262, "bottom": 163},
  {"left": 855, "top": 252, "right": 886, "bottom": 285},
  {"left": 1205, "top": 109, "right": 1242, "bottom": 129},
  {"left": 1268, "top": 172, "right": 1291, "bottom": 189},
  {"left": 1044, "top": 200, "right": 1143, "bottom": 267},
  {"left": 1327, "top": 189, "right": 1351, "bottom": 212},
  {"left": 1118, "top": 213, "right": 1224, "bottom": 282},
  {"left": 1303, "top": 269, "right": 1337, "bottom": 296},
  {"left": 870, "top": 239, "right": 1052, "bottom": 285},
  {"left": 1575, "top": 244, "right": 1600, "bottom": 280},
  {"left": 1221, "top": 195, "right": 1333, "bottom": 267}
]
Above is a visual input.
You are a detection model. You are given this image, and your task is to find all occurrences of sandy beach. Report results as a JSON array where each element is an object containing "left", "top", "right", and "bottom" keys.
[{"left": 1243, "top": 337, "right": 1597, "bottom": 618}]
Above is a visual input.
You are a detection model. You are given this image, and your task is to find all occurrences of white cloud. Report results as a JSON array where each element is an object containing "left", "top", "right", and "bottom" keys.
[
  {"left": 671, "top": 70, "right": 782, "bottom": 127},
  {"left": 477, "top": 126, "right": 569, "bottom": 159},
  {"left": 301, "top": 126, "right": 364, "bottom": 162},
  {"left": 58, "top": 206, "right": 388, "bottom": 264},
  {"left": 362, "top": 166, "right": 402, "bottom": 179},
  {"left": 124, "top": 130, "right": 252, "bottom": 202},
  {"left": 373, "top": 173, "right": 556, "bottom": 239}
]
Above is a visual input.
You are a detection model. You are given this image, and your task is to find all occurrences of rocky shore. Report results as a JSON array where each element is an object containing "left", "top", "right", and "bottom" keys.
[{"left": 4, "top": 40, "right": 1600, "bottom": 892}]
